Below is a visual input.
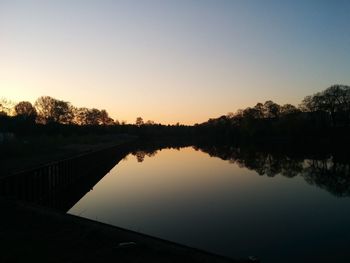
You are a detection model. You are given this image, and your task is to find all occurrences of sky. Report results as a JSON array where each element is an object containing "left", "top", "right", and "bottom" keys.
[{"left": 1, "top": 0, "right": 349, "bottom": 124}]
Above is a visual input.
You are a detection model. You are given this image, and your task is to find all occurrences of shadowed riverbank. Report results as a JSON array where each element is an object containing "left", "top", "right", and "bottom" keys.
[
  {"left": 0, "top": 198, "right": 246, "bottom": 263},
  {"left": 0, "top": 134, "right": 137, "bottom": 176}
]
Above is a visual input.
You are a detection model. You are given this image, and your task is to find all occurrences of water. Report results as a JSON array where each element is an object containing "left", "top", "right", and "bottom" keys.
[{"left": 68, "top": 146, "right": 350, "bottom": 262}]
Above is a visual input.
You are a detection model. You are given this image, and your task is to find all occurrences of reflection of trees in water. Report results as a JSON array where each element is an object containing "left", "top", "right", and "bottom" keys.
[
  {"left": 130, "top": 139, "right": 191, "bottom": 163},
  {"left": 195, "top": 145, "right": 350, "bottom": 197},
  {"left": 302, "top": 159, "right": 350, "bottom": 197},
  {"left": 132, "top": 150, "right": 158, "bottom": 162},
  {"left": 129, "top": 141, "right": 350, "bottom": 197},
  {"left": 194, "top": 145, "right": 303, "bottom": 178}
]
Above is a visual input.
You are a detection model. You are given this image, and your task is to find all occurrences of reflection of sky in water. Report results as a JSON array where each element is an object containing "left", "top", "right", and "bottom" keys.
[{"left": 69, "top": 147, "right": 350, "bottom": 263}]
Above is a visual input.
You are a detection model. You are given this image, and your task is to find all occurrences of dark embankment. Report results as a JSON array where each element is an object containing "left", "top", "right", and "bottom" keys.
[
  {"left": 0, "top": 134, "right": 136, "bottom": 176},
  {"left": 0, "top": 198, "right": 246, "bottom": 263}
]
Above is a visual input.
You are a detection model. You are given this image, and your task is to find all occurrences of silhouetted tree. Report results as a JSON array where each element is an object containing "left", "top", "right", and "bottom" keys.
[
  {"left": 73, "top": 107, "right": 115, "bottom": 126},
  {"left": 243, "top": 107, "right": 260, "bottom": 119},
  {"left": 34, "top": 96, "right": 73, "bottom": 124},
  {"left": 14, "top": 101, "right": 37, "bottom": 120},
  {"left": 0, "top": 98, "right": 15, "bottom": 116},
  {"left": 0, "top": 103, "right": 7, "bottom": 116},
  {"left": 280, "top": 104, "right": 300, "bottom": 115},
  {"left": 299, "top": 95, "right": 316, "bottom": 112},
  {"left": 253, "top": 102, "right": 265, "bottom": 118},
  {"left": 263, "top": 100, "right": 281, "bottom": 118},
  {"left": 299, "top": 85, "right": 350, "bottom": 126},
  {"left": 85, "top": 108, "right": 102, "bottom": 125},
  {"left": 136, "top": 117, "right": 144, "bottom": 126},
  {"left": 100, "top": 109, "right": 114, "bottom": 125},
  {"left": 73, "top": 107, "right": 89, "bottom": 125},
  {"left": 145, "top": 120, "right": 155, "bottom": 125}
]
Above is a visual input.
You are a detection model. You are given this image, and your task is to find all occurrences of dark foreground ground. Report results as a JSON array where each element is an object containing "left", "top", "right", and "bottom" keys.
[{"left": 0, "top": 198, "right": 251, "bottom": 263}]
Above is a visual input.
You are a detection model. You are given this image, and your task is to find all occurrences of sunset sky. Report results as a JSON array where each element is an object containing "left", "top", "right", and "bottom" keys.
[{"left": 1, "top": 0, "right": 349, "bottom": 124}]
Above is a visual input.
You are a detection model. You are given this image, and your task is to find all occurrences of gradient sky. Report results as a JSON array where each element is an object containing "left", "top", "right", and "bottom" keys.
[{"left": 1, "top": 0, "right": 349, "bottom": 124}]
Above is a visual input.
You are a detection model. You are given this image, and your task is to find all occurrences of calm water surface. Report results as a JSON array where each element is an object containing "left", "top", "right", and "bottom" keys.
[{"left": 68, "top": 146, "right": 350, "bottom": 262}]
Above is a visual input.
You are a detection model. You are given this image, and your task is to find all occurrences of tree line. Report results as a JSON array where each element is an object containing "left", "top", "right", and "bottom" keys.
[
  {"left": 0, "top": 96, "right": 181, "bottom": 128},
  {"left": 1, "top": 84, "right": 349, "bottom": 140},
  {"left": 0, "top": 96, "right": 194, "bottom": 137},
  {"left": 0, "top": 96, "right": 116, "bottom": 126},
  {"left": 195, "top": 84, "right": 350, "bottom": 140}
]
